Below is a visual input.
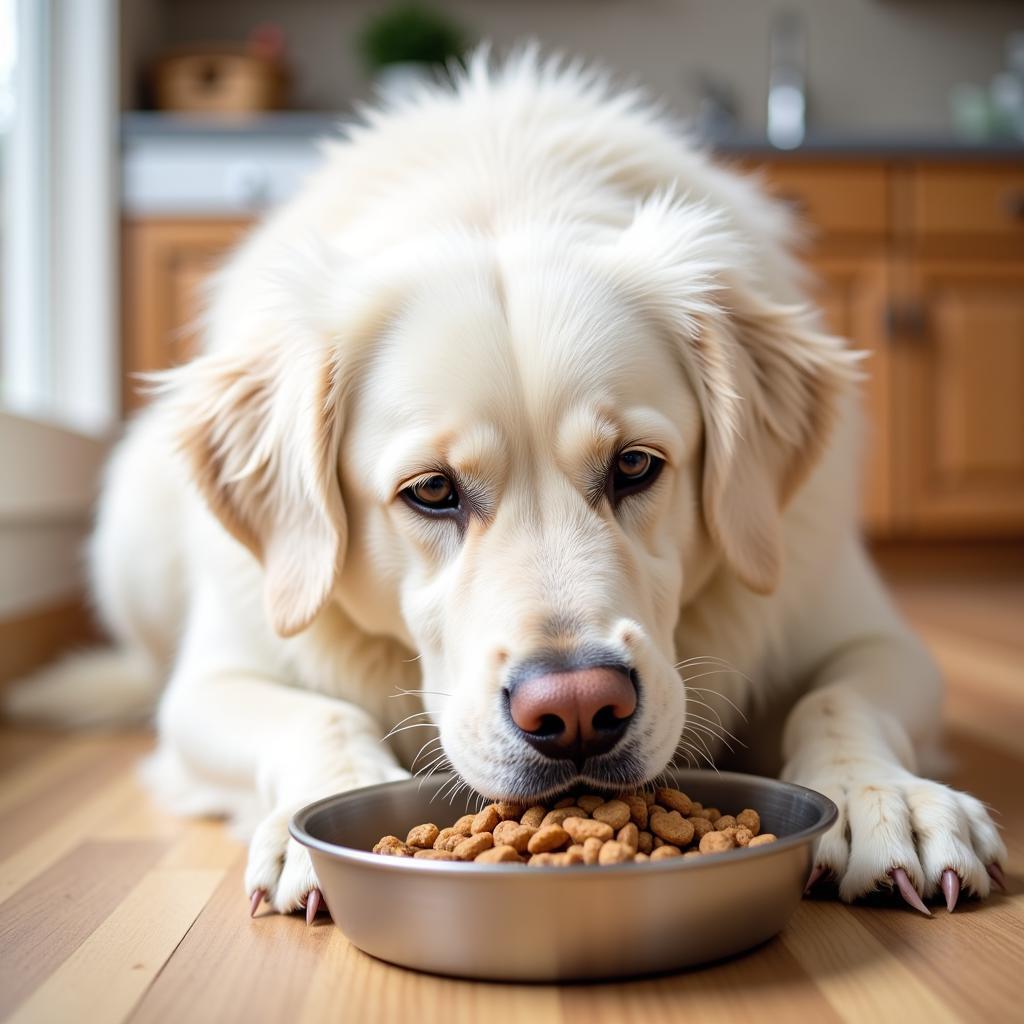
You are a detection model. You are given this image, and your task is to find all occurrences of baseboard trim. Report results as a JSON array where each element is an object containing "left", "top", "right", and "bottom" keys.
[{"left": 0, "top": 595, "right": 104, "bottom": 688}]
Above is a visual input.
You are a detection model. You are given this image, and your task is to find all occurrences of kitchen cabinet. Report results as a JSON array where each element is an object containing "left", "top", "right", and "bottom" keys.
[
  {"left": 758, "top": 157, "right": 1024, "bottom": 538},
  {"left": 121, "top": 156, "right": 1024, "bottom": 537},
  {"left": 122, "top": 218, "right": 250, "bottom": 411}
]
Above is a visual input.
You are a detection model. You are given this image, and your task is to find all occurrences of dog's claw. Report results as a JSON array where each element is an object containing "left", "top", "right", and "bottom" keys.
[
  {"left": 940, "top": 869, "right": 960, "bottom": 913},
  {"left": 305, "top": 887, "right": 322, "bottom": 925},
  {"left": 987, "top": 862, "right": 1008, "bottom": 892},
  {"left": 804, "top": 864, "right": 828, "bottom": 893},
  {"left": 889, "top": 867, "right": 931, "bottom": 916},
  {"left": 249, "top": 889, "right": 266, "bottom": 918}
]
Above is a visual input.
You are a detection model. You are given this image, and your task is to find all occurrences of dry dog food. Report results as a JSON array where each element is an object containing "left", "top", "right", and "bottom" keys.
[{"left": 370, "top": 787, "right": 777, "bottom": 866}]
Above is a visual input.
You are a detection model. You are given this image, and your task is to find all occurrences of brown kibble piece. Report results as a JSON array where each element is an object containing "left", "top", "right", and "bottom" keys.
[
  {"left": 373, "top": 835, "right": 414, "bottom": 856},
  {"left": 520, "top": 805, "right": 547, "bottom": 828},
  {"left": 633, "top": 852, "right": 650, "bottom": 862},
  {"left": 720, "top": 826, "right": 739, "bottom": 841},
  {"left": 493, "top": 801, "right": 524, "bottom": 821},
  {"left": 650, "top": 845, "right": 682, "bottom": 860},
  {"left": 655, "top": 787, "right": 693, "bottom": 816},
  {"left": 528, "top": 824, "right": 570, "bottom": 854},
  {"left": 577, "top": 795, "right": 605, "bottom": 814},
  {"left": 748, "top": 833, "right": 778, "bottom": 847},
  {"left": 700, "top": 830, "right": 735, "bottom": 854},
  {"left": 453, "top": 814, "right": 476, "bottom": 835},
  {"left": 472, "top": 805, "right": 501, "bottom": 834},
  {"left": 406, "top": 823, "right": 440, "bottom": 848},
  {"left": 713, "top": 814, "right": 738, "bottom": 831},
  {"left": 737, "top": 809, "right": 761, "bottom": 835},
  {"left": 582, "top": 837, "right": 604, "bottom": 864},
  {"left": 493, "top": 822, "right": 536, "bottom": 853},
  {"left": 562, "top": 817, "right": 614, "bottom": 843},
  {"left": 598, "top": 840, "right": 632, "bottom": 865},
  {"left": 592, "top": 800, "right": 631, "bottom": 830},
  {"left": 649, "top": 810, "right": 695, "bottom": 847},
  {"left": 682, "top": 850, "right": 702, "bottom": 859},
  {"left": 735, "top": 827, "right": 754, "bottom": 847},
  {"left": 439, "top": 831, "right": 468, "bottom": 852},
  {"left": 623, "top": 793, "right": 649, "bottom": 829},
  {"left": 475, "top": 844, "right": 522, "bottom": 864},
  {"left": 564, "top": 845, "right": 585, "bottom": 865},
  {"left": 541, "top": 807, "right": 587, "bottom": 827},
  {"left": 413, "top": 848, "right": 455, "bottom": 860},
  {"left": 554, "top": 797, "right": 576, "bottom": 808},
  {"left": 637, "top": 830, "right": 654, "bottom": 855},
  {"left": 453, "top": 833, "right": 494, "bottom": 860},
  {"left": 702, "top": 808, "right": 721, "bottom": 822},
  {"left": 617, "top": 822, "right": 639, "bottom": 852},
  {"left": 688, "top": 816, "right": 714, "bottom": 839},
  {"left": 643, "top": 791, "right": 656, "bottom": 806},
  {"left": 432, "top": 827, "right": 458, "bottom": 850}
]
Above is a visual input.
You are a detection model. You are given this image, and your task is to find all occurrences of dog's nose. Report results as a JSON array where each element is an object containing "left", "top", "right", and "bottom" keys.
[{"left": 507, "top": 666, "right": 637, "bottom": 761}]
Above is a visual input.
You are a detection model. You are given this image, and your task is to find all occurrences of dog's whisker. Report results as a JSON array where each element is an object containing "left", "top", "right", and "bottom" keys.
[
  {"left": 684, "top": 712, "right": 745, "bottom": 749},
  {"left": 410, "top": 736, "right": 445, "bottom": 770},
  {"left": 686, "top": 685, "right": 750, "bottom": 723},
  {"left": 678, "top": 738, "right": 719, "bottom": 773}
]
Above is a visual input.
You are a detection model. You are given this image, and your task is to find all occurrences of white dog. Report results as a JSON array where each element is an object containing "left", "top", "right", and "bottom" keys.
[{"left": 8, "top": 50, "right": 1005, "bottom": 919}]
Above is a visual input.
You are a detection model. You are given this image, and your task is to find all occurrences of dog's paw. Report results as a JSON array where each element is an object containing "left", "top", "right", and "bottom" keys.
[
  {"left": 244, "top": 808, "right": 322, "bottom": 920},
  {"left": 803, "top": 770, "right": 1006, "bottom": 912},
  {"left": 244, "top": 763, "right": 412, "bottom": 921}
]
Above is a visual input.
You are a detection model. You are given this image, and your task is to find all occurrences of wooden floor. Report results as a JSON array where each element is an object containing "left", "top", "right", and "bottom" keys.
[{"left": 1, "top": 566, "right": 1021, "bottom": 1024}]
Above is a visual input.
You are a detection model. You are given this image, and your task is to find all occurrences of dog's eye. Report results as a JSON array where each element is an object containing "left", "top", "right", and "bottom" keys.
[
  {"left": 404, "top": 474, "right": 460, "bottom": 512},
  {"left": 610, "top": 448, "right": 663, "bottom": 501}
]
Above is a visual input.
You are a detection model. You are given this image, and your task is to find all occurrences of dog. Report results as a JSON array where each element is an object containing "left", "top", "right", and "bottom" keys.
[{"left": 7, "top": 50, "right": 1005, "bottom": 917}]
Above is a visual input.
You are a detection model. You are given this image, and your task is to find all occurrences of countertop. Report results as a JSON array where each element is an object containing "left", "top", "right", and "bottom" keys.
[{"left": 121, "top": 111, "right": 1024, "bottom": 158}]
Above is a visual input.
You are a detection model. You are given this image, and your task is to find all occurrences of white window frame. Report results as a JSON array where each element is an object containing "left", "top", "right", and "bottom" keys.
[
  {"left": 1, "top": 0, "right": 118, "bottom": 620},
  {"left": 2, "top": 0, "right": 119, "bottom": 438}
]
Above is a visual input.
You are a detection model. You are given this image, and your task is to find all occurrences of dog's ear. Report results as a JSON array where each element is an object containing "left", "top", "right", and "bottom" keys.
[
  {"left": 607, "top": 194, "right": 860, "bottom": 593},
  {"left": 164, "top": 337, "right": 347, "bottom": 637},
  {"left": 695, "top": 295, "right": 858, "bottom": 593}
]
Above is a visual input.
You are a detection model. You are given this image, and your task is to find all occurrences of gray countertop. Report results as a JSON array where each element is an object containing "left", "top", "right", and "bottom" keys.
[{"left": 122, "top": 111, "right": 1024, "bottom": 159}]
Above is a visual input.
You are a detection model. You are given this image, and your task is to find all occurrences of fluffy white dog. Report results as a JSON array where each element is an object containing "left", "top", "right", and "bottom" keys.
[{"left": 8, "top": 50, "right": 1005, "bottom": 919}]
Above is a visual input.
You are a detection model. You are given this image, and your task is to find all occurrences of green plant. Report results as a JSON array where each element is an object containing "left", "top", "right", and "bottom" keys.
[{"left": 357, "top": 3, "right": 469, "bottom": 73}]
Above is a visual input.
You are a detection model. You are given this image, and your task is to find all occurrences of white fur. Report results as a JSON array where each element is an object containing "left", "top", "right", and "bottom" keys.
[{"left": 6, "top": 49, "right": 1004, "bottom": 913}]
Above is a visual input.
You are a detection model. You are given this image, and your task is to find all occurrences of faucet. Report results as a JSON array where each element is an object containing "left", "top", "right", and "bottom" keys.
[{"left": 767, "top": 11, "right": 806, "bottom": 149}]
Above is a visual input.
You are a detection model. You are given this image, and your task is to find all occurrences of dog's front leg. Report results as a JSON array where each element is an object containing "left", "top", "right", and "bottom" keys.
[
  {"left": 779, "top": 542, "right": 1006, "bottom": 912},
  {"left": 154, "top": 669, "right": 409, "bottom": 918}
]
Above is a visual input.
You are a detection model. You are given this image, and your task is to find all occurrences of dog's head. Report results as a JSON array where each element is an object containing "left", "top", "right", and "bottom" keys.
[{"left": 167, "top": 195, "right": 855, "bottom": 801}]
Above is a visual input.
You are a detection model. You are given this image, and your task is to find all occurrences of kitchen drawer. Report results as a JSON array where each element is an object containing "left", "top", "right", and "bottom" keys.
[
  {"left": 756, "top": 163, "right": 889, "bottom": 238},
  {"left": 910, "top": 165, "right": 1024, "bottom": 237}
]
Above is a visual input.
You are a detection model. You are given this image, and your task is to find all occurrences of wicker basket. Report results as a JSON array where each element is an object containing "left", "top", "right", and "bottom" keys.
[{"left": 152, "top": 45, "right": 289, "bottom": 115}]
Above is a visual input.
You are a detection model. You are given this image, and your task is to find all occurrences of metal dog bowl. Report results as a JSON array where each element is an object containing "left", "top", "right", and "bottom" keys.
[{"left": 290, "top": 769, "right": 836, "bottom": 982}]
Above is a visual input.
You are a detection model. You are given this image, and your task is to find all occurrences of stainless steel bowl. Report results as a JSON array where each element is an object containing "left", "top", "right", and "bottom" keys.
[{"left": 290, "top": 769, "right": 836, "bottom": 982}]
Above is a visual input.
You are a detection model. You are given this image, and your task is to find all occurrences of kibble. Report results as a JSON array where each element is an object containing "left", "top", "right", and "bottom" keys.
[{"left": 371, "top": 786, "right": 777, "bottom": 867}]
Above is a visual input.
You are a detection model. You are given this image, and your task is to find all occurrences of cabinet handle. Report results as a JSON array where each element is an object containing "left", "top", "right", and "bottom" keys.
[
  {"left": 885, "top": 301, "right": 927, "bottom": 339},
  {"left": 1003, "top": 189, "right": 1024, "bottom": 222}
]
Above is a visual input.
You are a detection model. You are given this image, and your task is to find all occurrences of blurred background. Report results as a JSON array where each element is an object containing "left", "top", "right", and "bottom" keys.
[{"left": 1, "top": 0, "right": 1023, "bottom": 685}]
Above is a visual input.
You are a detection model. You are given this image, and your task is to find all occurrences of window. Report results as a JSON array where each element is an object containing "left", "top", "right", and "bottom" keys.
[
  {"left": 1, "top": 0, "right": 118, "bottom": 437},
  {"left": 0, "top": 0, "right": 117, "bottom": 621}
]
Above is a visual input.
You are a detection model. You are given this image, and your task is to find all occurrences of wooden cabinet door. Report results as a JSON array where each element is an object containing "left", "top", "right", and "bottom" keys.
[
  {"left": 891, "top": 261, "right": 1024, "bottom": 534},
  {"left": 122, "top": 218, "right": 251, "bottom": 412},
  {"left": 806, "top": 256, "right": 892, "bottom": 533}
]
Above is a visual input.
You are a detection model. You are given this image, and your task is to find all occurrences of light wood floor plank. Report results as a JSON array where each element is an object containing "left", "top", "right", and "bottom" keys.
[
  {"left": 7, "top": 866, "right": 224, "bottom": 1024},
  {"left": 0, "top": 775, "right": 148, "bottom": 902},
  {"left": 129, "top": 860, "right": 328, "bottom": 1024},
  {"left": 0, "top": 840, "right": 168, "bottom": 1018},
  {"left": 780, "top": 902, "right": 958, "bottom": 1024}
]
